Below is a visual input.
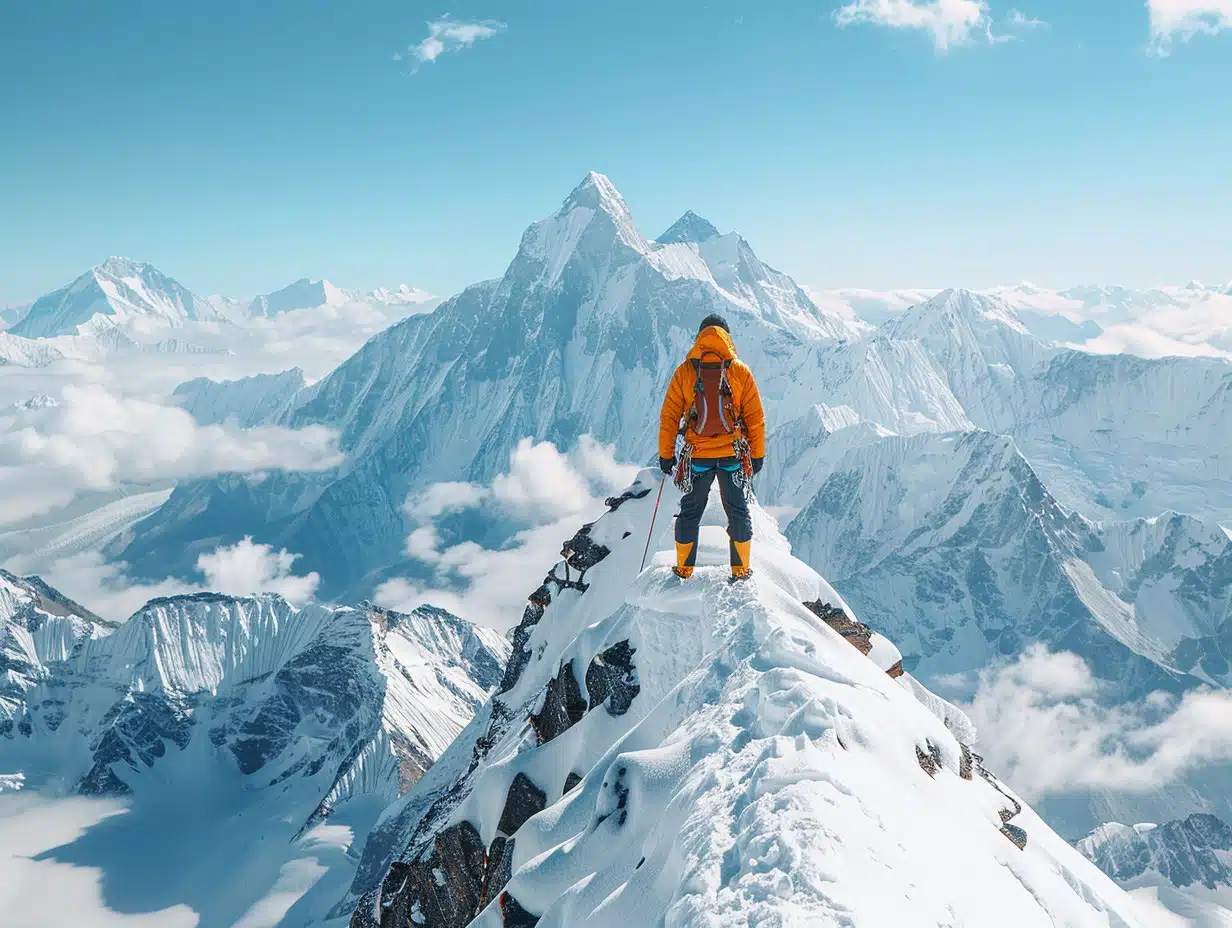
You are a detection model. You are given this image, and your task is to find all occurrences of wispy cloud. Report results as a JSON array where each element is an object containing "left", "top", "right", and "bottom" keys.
[
  {"left": 1007, "top": 8, "right": 1048, "bottom": 28},
  {"left": 377, "top": 436, "right": 637, "bottom": 627},
  {"left": 405, "top": 16, "right": 506, "bottom": 71},
  {"left": 1148, "top": 0, "right": 1232, "bottom": 51},
  {"left": 0, "top": 385, "right": 341, "bottom": 528},
  {"left": 834, "top": 0, "right": 994, "bottom": 51},
  {"left": 965, "top": 645, "right": 1232, "bottom": 801}
]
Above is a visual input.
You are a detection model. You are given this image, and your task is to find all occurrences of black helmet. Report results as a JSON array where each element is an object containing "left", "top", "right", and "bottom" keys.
[{"left": 698, "top": 314, "right": 730, "bottom": 335}]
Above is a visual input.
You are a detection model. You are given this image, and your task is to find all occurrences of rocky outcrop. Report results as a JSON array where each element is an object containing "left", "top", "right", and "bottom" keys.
[{"left": 1079, "top": 814, "right": 1232, "bottom": 889}]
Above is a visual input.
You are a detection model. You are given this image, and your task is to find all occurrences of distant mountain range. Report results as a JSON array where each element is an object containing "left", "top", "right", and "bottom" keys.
[
  {"left": 0, "top": 258, "right": 436, "bottom": 366},
  {"left": 0, "top": 566, "right": 507, "bottom": 925}
]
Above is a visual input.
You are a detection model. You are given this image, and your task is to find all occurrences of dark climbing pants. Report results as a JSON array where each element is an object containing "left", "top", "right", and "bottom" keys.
[{"left": 675, "top": 464, "right": 752, "bottom": 568}]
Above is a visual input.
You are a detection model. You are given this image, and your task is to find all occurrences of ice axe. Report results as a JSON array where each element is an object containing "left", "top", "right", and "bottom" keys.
[{"left": 639, "top": 474, "right": 667, "bottom": 573}]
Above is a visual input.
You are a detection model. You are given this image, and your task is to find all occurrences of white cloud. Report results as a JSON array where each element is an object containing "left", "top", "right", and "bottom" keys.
[
  {"left": 407, "top": 17, "right": 506, "bottom": 69},
  {"left": 1148, "top": 0, "right": 1232, "bottom": 47},
  {"left": 1007, "top": 9, "right": 1048, "bottom": 28},
  {"left": 196, "top": 536, "right": 320, "bottom": 603},
  {"left": 0, "top": 794, "right": 197, "bottom": 927},
  {"left": 378, "top": 436, "right": 638, "bottom": 627},
  {"left": 405, "top": 481, "right": 489, "bottom": 521},
  {"left": 965, "top": 645, "right": 1232, "bottom": 800},
  {"left": 1075, "top": 323, "right": 1232, "bottom": 360},
  {"left": 491, "top": 438, "right": 595, "bottom": 521},
  {"left": 834, "top": 0, "right": 993, "bottom": 51},
  {"left": 0, "top": 385, "right": 341, "bottom": 528},
  {"left": 12, "top": 550, "right": 195, "bottom": 624}
]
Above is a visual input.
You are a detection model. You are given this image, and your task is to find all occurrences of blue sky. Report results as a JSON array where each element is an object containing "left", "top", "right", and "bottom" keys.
[{"left": 2, "top": 0, "right": 1230, "bottom": 303}]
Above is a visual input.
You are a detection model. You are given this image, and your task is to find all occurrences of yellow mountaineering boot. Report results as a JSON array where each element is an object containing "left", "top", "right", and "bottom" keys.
[
  {"left": 730, "top": 537, "right": 752, "bottom": 581},
  {"left": 673, "top": 541, "right": 695, "bottom": 579}
]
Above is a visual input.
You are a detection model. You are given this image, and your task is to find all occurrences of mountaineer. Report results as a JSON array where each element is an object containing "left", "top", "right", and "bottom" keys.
[{"left": 658, "top": 313, "right": 765, "bottom": 581}]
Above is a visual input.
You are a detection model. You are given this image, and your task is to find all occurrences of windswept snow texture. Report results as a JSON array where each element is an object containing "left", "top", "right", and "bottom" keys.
[
  {"left": 0, "top": 582, "right": 507, "bottom": 926},
  {"left": 346, "top": 471, "right": 1143, "bottom": 927}
]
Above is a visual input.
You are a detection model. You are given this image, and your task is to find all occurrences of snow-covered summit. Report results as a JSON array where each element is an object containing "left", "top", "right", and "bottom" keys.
[
  {"left": 118, "top": 173, "right": 868, "bottom": 593},
  {"left": 10, "top": 256, "right": 222, "bottom": 338},
  {"left": 343, "top": 472, "right": 1143, "bottom": 926},
  {"left": 1079, "top": 814, "right": 1232, "bottom": 890},
  {"left": 656, "top": 209, "right": 721, "bottom": 244},
  {"left": 247, "top": 277, "right": 351, "bottom": 316}
]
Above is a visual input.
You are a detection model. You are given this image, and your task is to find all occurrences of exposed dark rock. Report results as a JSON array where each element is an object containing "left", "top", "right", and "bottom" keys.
[
  {"left": 498, "top": 773, "right": 547, "bottom": 836},
  {"left": 374, "top": 821, "right": 487, "bottom": 928},
  {"left": 916, "top": 745, "right": 938, "bottom": 778},
  {"left": 529, "top": 660, "right": 585, "bottom": 745},
  {"left": 563, "top": 772, "right": 583, "bottom": 795},
  {"left": 885, "top": 660, "right": 905, "bottom": 679},
  {"left": 1001, "top": 823, "right": 1028, "bottom": 850},
  {"left": 499, "top": 892, "right": 540, "bottom": 927},
  {"left": 804, "top": 600, "right": 873, "bottom": 656},
  {"left": 585, "top": 640, "right": 640, "bottom": 716},
  {"left": 959, "top": 744, "right": 974, "bottom": 781},
  {"left": 480, "top": 836, "right": 514, "bottom": 910},
  {"left": 561, "top": 524, "right": 610, "bottom": 573},
  {"left": 77, "top": 692, "right": 194, "bottom": 796},
  {"left": 1082, "top": 814, "right": 1232, "bottom": 890},
  {"left": 596, "top": 765, "right": 631, "bottom": 829},
  {"left": 604, "top": 487, "right": 651, "bottom": 511},
  {"left": 499, "top": 600, "right": 546, "bottom": 695}
]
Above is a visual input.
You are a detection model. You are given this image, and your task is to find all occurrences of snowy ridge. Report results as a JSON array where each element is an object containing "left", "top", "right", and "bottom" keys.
[
  {"left": 785, "top": 430, "right": 1231, "bottom": 696},
  {"left": 10, "top": 256, "right": 222, "bottom": 339},
  {"left": 2, "top": 587, "right": 509, "bottom": 808},
  {"left": 1079, "top": 815, "right": 1232, "bottom": 890},
  {"left": 118, "top": 172, "right": 868, "bottom": 594},
  {"left": 344, "top": 471, "right": 1142, "bottom": 927},
  {"left": 174, "top": 367, "right": 308, "bottom": 427},
  {"left": 0, "top": 569, "right": 109, "bottom": 724}
]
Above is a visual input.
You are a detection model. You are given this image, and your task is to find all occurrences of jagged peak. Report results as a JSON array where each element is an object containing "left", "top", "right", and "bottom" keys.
[
  {"left": 656, "top": 210, "right": 721, "bottom": 245},
  {"left": 93, "top": 255, "right": 151, "bottom": 278},
  {"left": 899, "top": 287, "right": 1029, "bottom": 334},
  {"left": 559, "top": 171, "right": 632, "bottom": 218}
]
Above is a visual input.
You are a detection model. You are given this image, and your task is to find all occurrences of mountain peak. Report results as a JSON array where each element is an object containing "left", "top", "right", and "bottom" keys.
[
  {"left": 656, "top": 210, "right": 721, "bottom": 245},
  {"left": 559, "top": 171, "right": 632, "bottom": 219},
  {"left": 95, "top": 256, "right": 148, "bottom": 278}
]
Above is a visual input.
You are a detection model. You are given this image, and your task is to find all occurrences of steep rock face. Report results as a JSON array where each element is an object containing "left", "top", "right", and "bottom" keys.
[
  {"left": 3, "top": 587, "right": 509, "bottom": 814},
  {"left": 117, "top": 173, "right": 861, "bottom": 594},
  {"left": 10, "top": 257, "right": 221, "bottom": 338},
  {"left": 785, "top": 430, "right": 1231, "bottom": 696},
  {"left": 173, "top": 368, "right": 309, "bottom": 427},
  {"left": 1079, "top": 815, "right": 1232, "bottom": 890},
  {"left": 0, "top": 569, "right": 111, "bottom": 729},
  {"left": 342, "top": 472, "right": 1142, "bottom": 928}
]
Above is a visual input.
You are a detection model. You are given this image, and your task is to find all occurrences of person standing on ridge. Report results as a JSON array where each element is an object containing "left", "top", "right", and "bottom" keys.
[{"left": 658, "top": 313, "right": 765, "bottom": 581}]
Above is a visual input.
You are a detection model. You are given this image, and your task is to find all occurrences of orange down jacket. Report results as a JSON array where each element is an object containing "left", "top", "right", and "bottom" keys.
[{"left": 658, "top": 325, "right": 766, "bottom": 462}]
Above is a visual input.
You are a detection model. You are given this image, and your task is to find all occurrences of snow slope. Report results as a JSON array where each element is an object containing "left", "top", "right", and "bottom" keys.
[
  {"left": 1079, "top": 815, "right": 1232, "bottom": 927},
  {"left": 342, "top": 471, "right": 1144, "bottom": 927},
  {"left": 116, "top": 172, "right": 866, "bottom": 594},
  {"left": 247, "top": 279, "right": 435, "bottom": 317},
  {"left": 174, "top": 367, "right": 308, "bottom": 427},
  {"left": 786, "top": 430, "right": 1231, "bottom": 693},
  {"left": 0, "top": 579, "right": 509, "bottom": 925},
  {"left": 10, "top": 257, "right": 222, "bottom": 339}
]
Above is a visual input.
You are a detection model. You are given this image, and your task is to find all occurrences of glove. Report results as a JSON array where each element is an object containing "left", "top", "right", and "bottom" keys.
[
  {"left": 751, "top": 457, "right": 764, "bottom": 475},
  {"left": 660, "top": 456, "right": 676, "bottom": 475}
]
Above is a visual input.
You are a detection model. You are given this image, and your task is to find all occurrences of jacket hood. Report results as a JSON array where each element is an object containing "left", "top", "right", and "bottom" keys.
[{"left": 688, "top": 325, "right": 738, "bottom": 361}]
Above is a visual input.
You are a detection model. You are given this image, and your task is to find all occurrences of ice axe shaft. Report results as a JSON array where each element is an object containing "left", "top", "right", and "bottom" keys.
[{"left": 639, "top": 474, "right": 667, "bottom": 573}]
